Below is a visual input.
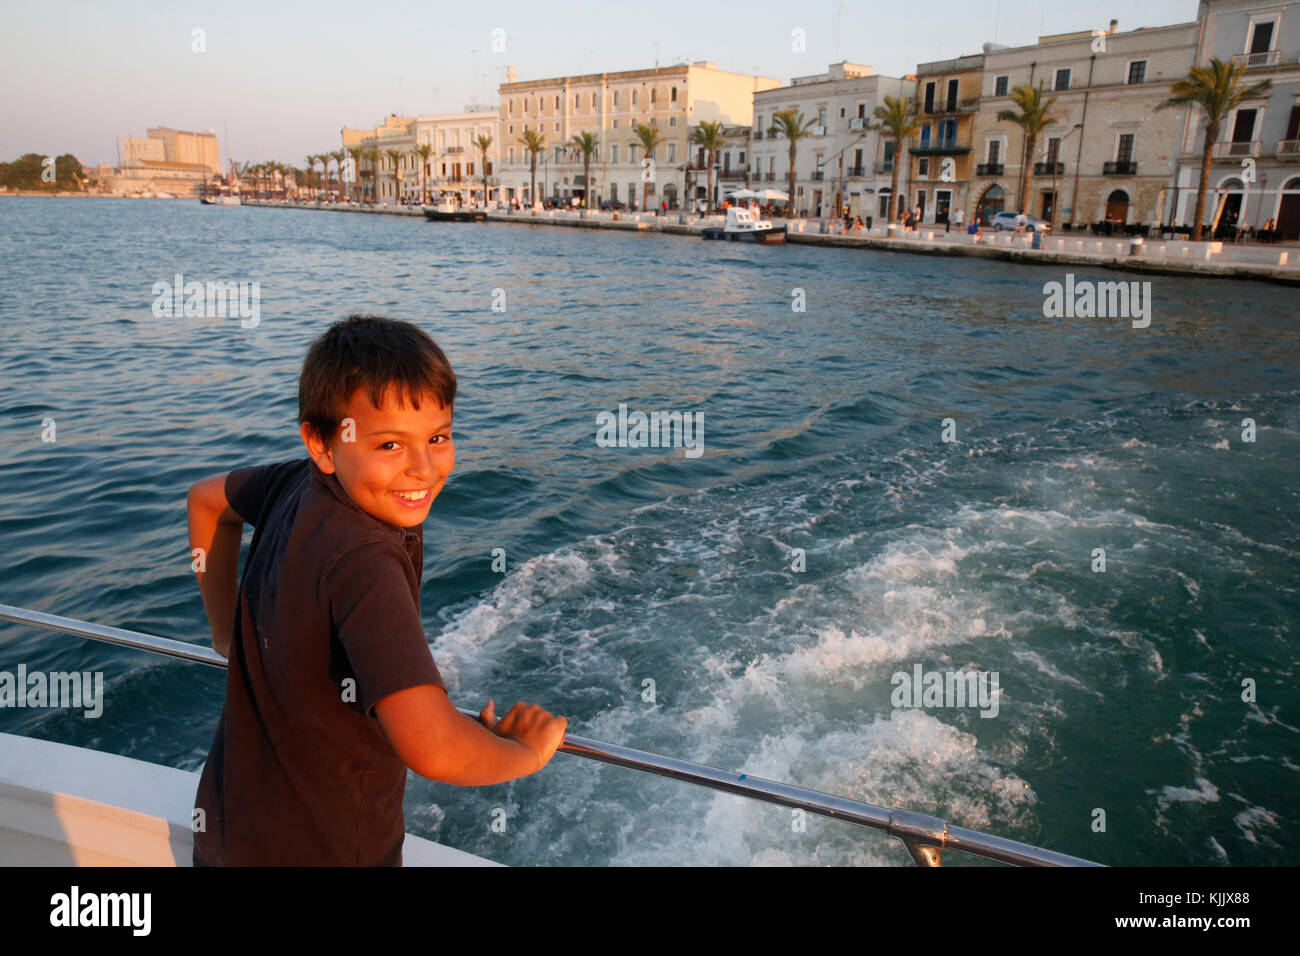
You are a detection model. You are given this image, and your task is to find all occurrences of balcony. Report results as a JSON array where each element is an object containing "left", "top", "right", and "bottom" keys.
[
  {"left": 846, "top": 165, "right": 866, "bottom": 177},
  {"left": 848, "top": 117, "right": 866, "bottom": 130},
  {"left": 924, "top": 97, "right": 980, "bottom": 115},
  {"left": 975, "top": 162, "right": 1003, "bottom": 176},
  {"left": 764, "top": 171, "right": 776, "bottom": 181},
  {"left": 1033, "top": 161, "right": 1065, "bottom": 175},
  {"left": 1213, "top": 140, "right": 1261, "bottom": 158},
  {"left": 1280, "top": 139, "right": 1300, "bottom": 157},
  {"left": 909, "top": 138, "right": 971, "bottom": 156},
  {"left": 873, "top": 161, "right": 894, "bottom": 174},
  {"left": 1233, "top": 50, "right": 1281, "bottom": 68},
  {"left": 811, "top": 171, "right": 825, "bottom": 181},
  {"left": 1103, "top": 161, "right": 1138, "bottom": 175},
  {"left": 445, "top": 146, "right": 465, "bottom": 154},
  {"left": 719, "top": 167, "right": 745, "bottom": 179},
  {"left": 753, "top": 130, "right": 763, "bottom": 140}
]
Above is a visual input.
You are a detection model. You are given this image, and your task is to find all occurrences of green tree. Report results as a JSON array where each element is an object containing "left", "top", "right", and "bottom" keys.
[
  {"left": 997, "top": 84, "right": 1059, "bottom": 216},
  {"left": 384, "top": 148, "right": 403, "bottom": 203},
  {"left": 770, "top": 108, "right": 817, "bottom": 219},
  {"left": 632, "top": 122, "right": 664, "bottom": 212},
  {"left": 691, "top": 120, "right": 726, "bottom": 214},
  {"left": 475, "top": 133, "right": 493, "bottom": 207},
  {"left": 415, "top": 143, "right": 433, "bottom": 204},
  {"left": 518, "top": 128, "right": 546, "bottom": 207},
  {"left": 568, "top": 131, "right": 599, "bottom": 215},
  {"left": 869, "top": 96, "right": 922, "bottom": 221},
  {"left": 1158, "top": 57, "right": 1273, "bottom": 241}
]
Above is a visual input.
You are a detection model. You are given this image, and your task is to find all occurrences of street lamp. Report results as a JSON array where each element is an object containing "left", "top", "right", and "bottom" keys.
[{"left": 1051, "top": 123, "right": 1084, "bottom": 232}]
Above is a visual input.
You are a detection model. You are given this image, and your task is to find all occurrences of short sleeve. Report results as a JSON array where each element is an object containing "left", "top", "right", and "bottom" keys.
[
  {"left": 322, "top": 542, "right": 446, "bottom": 716},
  {"left": 224, "top": 459, "right": 309, "bottom": 526}
]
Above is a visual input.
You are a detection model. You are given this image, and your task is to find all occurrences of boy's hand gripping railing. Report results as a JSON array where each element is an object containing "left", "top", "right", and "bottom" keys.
[{"left": 0, "top": 603, "right": 1102, "bottom": 867}]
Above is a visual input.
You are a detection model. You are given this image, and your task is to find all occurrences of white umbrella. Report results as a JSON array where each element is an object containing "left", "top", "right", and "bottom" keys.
[
  {"left": 727, "top": 188, "right": 758, "bottom": 198},
  {"left": 753, "top": 188, "right": 789, "bottom": 201}
]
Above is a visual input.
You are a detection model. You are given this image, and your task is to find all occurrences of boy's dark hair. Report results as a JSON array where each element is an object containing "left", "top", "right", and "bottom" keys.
[{"left": 299, "top": 315, "right": 456, "bottom": 443}]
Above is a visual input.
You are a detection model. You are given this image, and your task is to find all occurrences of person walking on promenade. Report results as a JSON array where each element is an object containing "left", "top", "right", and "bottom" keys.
[
  {"left": 953, "top": 207, "right": 965, "bottom": 235},
  {"left": 1015, "top": 211, "right": 1028, "bottom": 236},
  {"left": 660, "top": 199, "right": 667, "bottom": 217}
]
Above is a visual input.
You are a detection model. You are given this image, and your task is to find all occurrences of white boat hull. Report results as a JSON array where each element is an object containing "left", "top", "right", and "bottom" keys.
[{"left": 0, "top": 732, "right": 500, "bottom": 866}]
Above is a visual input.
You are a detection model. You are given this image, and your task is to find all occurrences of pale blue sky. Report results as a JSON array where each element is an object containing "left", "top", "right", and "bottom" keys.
[{"left": 2, "top": 0, "right": 1198, "bottom": 167}]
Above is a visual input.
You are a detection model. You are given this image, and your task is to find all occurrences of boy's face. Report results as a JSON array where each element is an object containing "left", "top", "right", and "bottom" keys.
[{"left": 301, "top": 385, "right": 454, "bottom": 528}]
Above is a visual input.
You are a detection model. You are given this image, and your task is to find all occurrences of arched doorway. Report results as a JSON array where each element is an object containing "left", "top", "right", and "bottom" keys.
[
  {"left": 663, "top": 183, "right": 678, "bottom": 209},
  {"left": 975, "top": 184, "right": 1005, "bottom": 224},
  {"left": 1276, "top": 177, "right": 1300, "bottom": 240},
  {"left": 1105, "top": 189, "right": 1130, "bottom": 223},
  {"left": 1213, "top": 177, "right": 1245, "bottom": 238}
]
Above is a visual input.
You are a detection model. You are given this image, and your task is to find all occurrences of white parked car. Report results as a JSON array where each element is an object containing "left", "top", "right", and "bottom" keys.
[{"left": 990, "top": 211, "right": 1051, "bottom": 232}]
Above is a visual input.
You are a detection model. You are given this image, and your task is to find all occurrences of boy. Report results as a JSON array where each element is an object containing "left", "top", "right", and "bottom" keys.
[{"left": 188, "top": 315, "right": 566, "bottom": 866}]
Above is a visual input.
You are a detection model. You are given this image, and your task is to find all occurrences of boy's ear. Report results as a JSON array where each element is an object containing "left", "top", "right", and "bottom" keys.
[{"left": 300, "top": 422, "right": 336, "bottom": 474}]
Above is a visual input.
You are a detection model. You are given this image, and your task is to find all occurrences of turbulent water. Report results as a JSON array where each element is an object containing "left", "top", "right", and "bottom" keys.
[{"left": 0, "top": 196, "right": 1296, "bottom": 866}]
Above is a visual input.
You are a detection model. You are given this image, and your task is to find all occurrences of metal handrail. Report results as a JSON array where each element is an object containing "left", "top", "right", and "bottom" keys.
[{"left": 0, "top": 603, "right": 1101, "bottom": 867}]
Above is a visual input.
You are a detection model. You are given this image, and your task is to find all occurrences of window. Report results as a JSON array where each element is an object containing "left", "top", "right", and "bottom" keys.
[
  {"left": 738, "top": 151, "right": 745, "bottom": 164},
  {"left": 630, "top": 145, "right": 638, "bottom": 163},
  {"left": 924, "top": 81, "right": 936, "bottom": 112},
  {"left": 857, "top": 103, "right": 865, "bottom": 118},
  {"left": 632, "top": 90, "right": 638, "bottom": 107},
  {"left": 555, "top": 95, "right": 560, "bottom": 109},
  {"left": 509, "top": 147, "right": 515, "bottom": 164},
  {"left": 669, "top": 116, "right": 677, "bottom": 127},
  {"left": 1232, "top": 108, "right": 1257, "bottom": 143},
  {"left": 611, "top": 145, "right": 618, "bottom": 163},
  {"left": 554, "top": 122, "right": 559, "bottom": 131},
  {"left": 920, "top": 125, "right": 931, "bottom": 148},
  {"left": 939, "top": 119, "right": 956, "bottom": 145},
  {"left": 987, "top": 139, "right": 1001, "bottom": 164},
  {"left": 1045, "top": 137, "right": 1060, "bottom": 165},
  {"left": 508, "top": 125, "right": 514, "bottom": 134},
  {"left": 614, "top": 90, "right": 619, "bottom": 107},
  {"left": 1127, "top": 60, "right": 1147, "bottom": 84},
  {"left": 509, "top": 100, "right": 514, "bottom": 115},
  {"left": 610, "top": 183, "right": 618, "bottom": 200},
  {"left": 668, "top": 143, "right": 676, "bottom": 162},
  {"left": 671, "top": 86, "right": 677, "bottom": 103},
  {"left": 818, "top": 108, "right": 827, "bottom": 127},
  {"left": 755, "top": 114, "right": 762, "bottom": 131},
  {"left": 1248, "top": 19, "right": 1275, "bottom": 54},
  {"left": 613, "top": 118, "right": 619, "bottom": 129},
  {"left": 575, "top": 94, "right": 580, "bottom": 109},
  {"left": 994, "top": 75, "right": 1009, "bottom": 96},
  {"left": 1116, "top": 134, "right": 1135, "bottom": 163},
  {"left": 946, "top": 79, "right": 959, "bottom": 111},
  {"left": 919, "top": 157, "right": 930, "bottom": 176},
  {"left": 840, "top": 107, "right": 846, "bottom": 118},
  {"left": 592, "top": 92, "right": 597, "bottom": 108},
  {"left": 1054, "top": 68, "right": 1071, "bottom": 91},
  {"left": 651, "top": 88, "right": 657, "bottom": 104}
]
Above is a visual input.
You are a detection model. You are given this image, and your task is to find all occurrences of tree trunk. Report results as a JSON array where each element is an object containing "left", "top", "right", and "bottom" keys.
[
  {"left": 789, "top": 142, "right": 797, "bottom": 219},
  {"left": 707, "top": 148, "right": 715, "bottom": 214},
  {"left": 1193, "top": 120, "right": 1218, "bottom": 242},
  {"left": 530, "top": 155, "right": 537, "bottom": 207},
  {"left": 890, "top": 138, "right": 901, "bottom": 221},
  {"left": 1022, "top": 133, "right": 1037, "bottom": 217}
]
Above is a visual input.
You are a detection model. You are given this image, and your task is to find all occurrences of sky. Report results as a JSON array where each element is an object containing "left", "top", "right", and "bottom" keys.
[{"left": 2, "top": 0, "right": 1199, "bottom": 167}]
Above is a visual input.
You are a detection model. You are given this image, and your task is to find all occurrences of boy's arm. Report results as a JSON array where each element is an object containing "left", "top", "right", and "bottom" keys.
[
  {"left": 375, "top": 684, "right": 567, "bottom": 787},
  {"left": 187, "top": 473, "right": 245, "bottom": 659}
]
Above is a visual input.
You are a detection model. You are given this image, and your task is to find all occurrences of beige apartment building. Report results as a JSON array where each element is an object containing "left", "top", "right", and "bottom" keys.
[
  {"left": 497, "top": 61, "right": 779, "bottom": 208},
  {"left": 751, "top": 62, "right": 914, "bottom": 220},
  {"left": 110, "top": 127, "right": 223, "bottom": 195},
  {"left": 967, "top": 19, "right": 1198, "bottom": 229},
  {"left": 907, "top": 54, "right": 985, "bottom": 225}
]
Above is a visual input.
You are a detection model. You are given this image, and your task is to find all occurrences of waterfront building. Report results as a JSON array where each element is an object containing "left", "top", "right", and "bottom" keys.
[
  {"left": 342, "top": 109, "right": 502, "bottom": 205},
  {"left": 906, "top": 54, "right": 984, "bottom": 226},
  {"left": 497, "top": 62, "right": 779, "bottom": 208},
  {"left": 1174, "top": 0, "right": 1300, "bottom": 238},
  {"left": 109, "top": 127, "right": 223, "bottom": 196},
  {"left": 750, "top": 62, "right": 914, "bottom": 220},
  {"left": 966, "top": 19, "right": 1198, "bottom": 229}
]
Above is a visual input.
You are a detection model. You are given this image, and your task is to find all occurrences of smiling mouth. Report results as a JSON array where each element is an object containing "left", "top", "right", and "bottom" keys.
[{"left": 392, "top": 489, "right": 430, "bottom": 503}]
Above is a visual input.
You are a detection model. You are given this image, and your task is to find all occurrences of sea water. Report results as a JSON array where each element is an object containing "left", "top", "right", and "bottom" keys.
[{"left": 0, "top": 197, "right": 1296, "bottom": 866}]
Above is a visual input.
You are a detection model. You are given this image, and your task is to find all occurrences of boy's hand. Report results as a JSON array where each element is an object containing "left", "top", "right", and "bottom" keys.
[{"left": 479, "top": 699, "right": 567, "bottom": 773}]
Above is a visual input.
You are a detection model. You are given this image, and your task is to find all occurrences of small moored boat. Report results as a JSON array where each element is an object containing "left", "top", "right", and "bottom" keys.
[
  {"left": 424, "top": 200, "right": 486, "bottom": 223},
  {"left": 701, "top": 207, "right": 787, "bottom": 244}
]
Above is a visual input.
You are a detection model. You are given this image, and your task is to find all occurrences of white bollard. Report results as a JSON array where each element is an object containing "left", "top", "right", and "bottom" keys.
[{"left": 1279, "top": 252, "right": 1289, "bottom": 266}]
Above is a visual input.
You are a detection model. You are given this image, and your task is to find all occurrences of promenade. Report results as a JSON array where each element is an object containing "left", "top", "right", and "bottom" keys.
[{"left": 243, "top": 200, "right": 1300, "bottom": 285}]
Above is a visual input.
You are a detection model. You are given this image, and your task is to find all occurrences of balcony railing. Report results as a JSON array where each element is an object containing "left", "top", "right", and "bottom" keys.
[
  {"left": 720, "top": 167, "right": 745, "bottom": 179},
  {"left": 1233, "top": 49, "right": 1281, "bottom": 68},
  {"left": 846, "top": 165, "right": 866, "bottom": 177},
  {"left": 445, "top": 146, "right": 465, "bottom": 154},
  {"left": 1280, "top": 139, "right": 1300, "bottom": 157},
  {"left": 923, "top": 97, "right": 980, "bottom": 115},
  {"left": 1033, "top": 161, "right": 1065, "bottom": 175},
  {"left": 910, "top": 138, "right": 971, "bottom": 156},
  {"left": 1103, "top": 161, "right": 1138, "bottom": 175},
  {"left": 976, "top": 162, "right": 1004, "bottom": 175},
  {"left": 1213, "top": 140, "right": 1261, "bottom": 158},
  {"left": 873, "top": 161, "right": 894, "bottom": 174},
  {"left": 753, "top": 130, "right": 763, "bottom": 140},
  {"left": 764, "top": 171, "right": 776, "bottom": 181},
  {"left": 811, "top": 171, "right": 825, "bottom": 181}
]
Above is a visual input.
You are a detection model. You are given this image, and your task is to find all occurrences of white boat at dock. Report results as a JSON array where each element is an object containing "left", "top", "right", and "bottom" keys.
[{"left": 701, "top": 207, "right": 787, "bottom": 244}]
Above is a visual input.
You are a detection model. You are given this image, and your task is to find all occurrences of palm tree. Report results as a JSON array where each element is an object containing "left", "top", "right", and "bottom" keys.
[
  {"left": 870, "top": 96, "right": 923, "bottom": 222},
  {"left": 475, "top": 133, "right": 493, "bottom": 208},
  {"left": 363, "top": 147, "right": 380, "bottom": 203},
  {"left": 632, "top": 122, "right": 663, "bottom": 212},
  {"left": 998, "top": 84, "right": 1059, "bottom": 216},
  {"left": 414, "top": 143, "right": 433, "bottom": 205},
  {"left": 384, "top": 148, "right": 403, "bottom": 204},
  {"left": 331, "top": 150, "right": 346, "bottom": 201},
  {"left": 1158, "top": 57, "right": 1272, "bottom": 241},
  {"left": 691, "top": 120, "right": 726, "bottom": 214},
  {"left": 568, "top": 131, "right": 599, "bottom": 215},
  {"left": 770, "top": 108, "right": 817, "bottom": 219},
  {"left": 305, "top": 156, "right": 317, "bottom": 199},
  {"left": 518, "top": 129, "right": 546, "bottom": 207},
  {"left": 346, "top": 146, "right": 364, "bottom": 201}
]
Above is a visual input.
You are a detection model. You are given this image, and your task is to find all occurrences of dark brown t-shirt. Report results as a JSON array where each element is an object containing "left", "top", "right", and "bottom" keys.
[{"left": 193, "top": 457, "right": 446, "bottom": 865}]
